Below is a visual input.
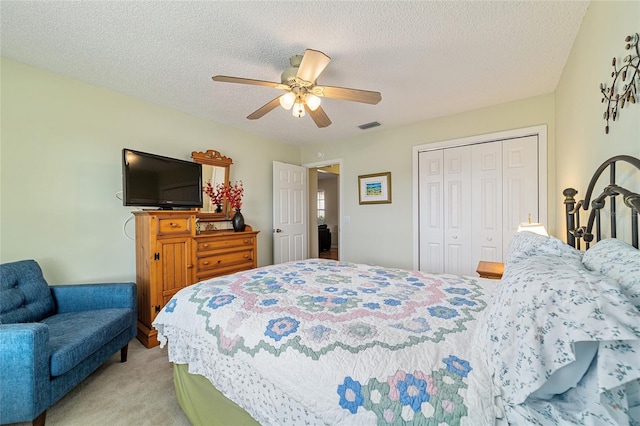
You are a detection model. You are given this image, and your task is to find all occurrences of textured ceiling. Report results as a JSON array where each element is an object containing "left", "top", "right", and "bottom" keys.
[{"left": 1, "top": 1, "right": 589, "bottom": 146}]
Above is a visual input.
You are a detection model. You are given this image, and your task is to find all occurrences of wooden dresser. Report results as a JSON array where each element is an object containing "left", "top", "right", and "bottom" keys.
[{"left": 133, "top": 210, "right": 258, "bottom": 348}]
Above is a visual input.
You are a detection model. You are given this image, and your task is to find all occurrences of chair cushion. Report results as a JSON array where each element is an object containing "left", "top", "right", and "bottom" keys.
[
  {"left": 42, "top": 308, "right": 133, "bottom": 376},
  {"left": 0, "top": 260, "right": 55, "bottom": 324}
]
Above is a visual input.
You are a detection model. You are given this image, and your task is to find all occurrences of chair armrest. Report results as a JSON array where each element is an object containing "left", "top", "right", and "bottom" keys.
[
  {"left": 50, "top": 282, "right": 136, "bottom": 313},
  {"left": 0, "top": 324, "right": 50, "bottom": 423}
]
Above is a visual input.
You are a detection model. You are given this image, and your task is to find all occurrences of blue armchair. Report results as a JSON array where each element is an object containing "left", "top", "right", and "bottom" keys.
[{"left": 0, "top": 260, "right": 136, "bottom": 425}]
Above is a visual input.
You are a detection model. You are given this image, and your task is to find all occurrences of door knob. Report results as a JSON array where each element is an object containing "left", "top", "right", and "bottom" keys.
[{"left": 275, "top": 229, "right": 282, "bottom": 233}]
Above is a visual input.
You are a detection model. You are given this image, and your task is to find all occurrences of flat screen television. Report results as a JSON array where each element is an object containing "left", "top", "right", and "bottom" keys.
[{"left": 122, "top": 148, "right": 203, "bottom": 209}]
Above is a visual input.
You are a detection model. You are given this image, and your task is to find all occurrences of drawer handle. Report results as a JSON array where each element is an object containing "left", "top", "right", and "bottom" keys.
[
  {"left": 217, "top": 260, "right": 222, "bottom": 264},
  {"left": 244, "top": 254, "right": 249, "bottom": 259},
  {"left": 186, "top": 264, "right": 193, "bottom": 269},
  {"left": 203, "top": 261, "right": 210, "bottom": 265},
  {"left": 203, "top": 243, "right": 209, "bottom": 248},
  {"left": 243, "top": 239, "right": 249, "bottom": 243},
  {"left": 169, "top": 222, "right": 178, "bottom": 227}
]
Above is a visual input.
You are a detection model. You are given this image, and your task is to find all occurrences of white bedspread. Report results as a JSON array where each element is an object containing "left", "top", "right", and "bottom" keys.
[{"left": 154, "top": 259, "right": 501, "bottom": 425}]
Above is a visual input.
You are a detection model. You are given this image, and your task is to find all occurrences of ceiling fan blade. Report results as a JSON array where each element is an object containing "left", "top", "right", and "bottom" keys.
[
  {"left": 296, "top": 49, "right": 331, "bottom": 83},
  {"left": 306, "top": 105, "right": 332, "bottom": 128},
  {"left": 212, "top": 75, "right": 289, "bottom": 90},
  {"left": 247, "top": 97, "right": 281, "bottom": 120},
  {"left": 313, "top": 85, "right": 382, "bottom": 105}
]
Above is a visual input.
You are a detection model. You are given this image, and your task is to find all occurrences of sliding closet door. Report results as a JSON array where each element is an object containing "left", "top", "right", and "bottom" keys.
[
  {"left": 502, "top": 135, "right": 539, "bottom": 255},
  {"left": 416, "top": 127, "right": 545, "bottom": 275},
  {"left": 471, "top": 142, "right": 503, "bottom": 267},
  {"left": 418, "top": 150, "right": 444, "bottom": 273},
  {"left": 443, "top": 147, "right": 472, "bottom": 276}
]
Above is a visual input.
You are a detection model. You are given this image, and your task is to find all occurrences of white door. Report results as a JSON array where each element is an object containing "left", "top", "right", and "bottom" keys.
[
  {"left": 443, "top": 146, "right": 472, "bottom": 276},
  {"left": 417, "top": 135, "right": 540, "bottom": 275},
  {"left": 418, "top": 150, "right": 445, "bottom": 273},
  {"left": 502, "top": 135, "right": 539, "bottom": 255},
  {"left": 471, "top": 142, "right": 503, "bottom": 266},
  {"left": 273, "top": 161, "right": 308, "bottom": 264}
]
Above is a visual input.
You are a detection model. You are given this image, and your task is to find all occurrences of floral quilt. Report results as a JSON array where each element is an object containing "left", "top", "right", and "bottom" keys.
[{"left": 154, "top": 259, "right": 501, "bottom": 425}]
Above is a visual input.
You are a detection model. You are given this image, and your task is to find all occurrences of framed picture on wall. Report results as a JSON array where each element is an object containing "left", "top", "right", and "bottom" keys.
[{"left": 358, "top": 172, "right": 392, "bottom": 204}]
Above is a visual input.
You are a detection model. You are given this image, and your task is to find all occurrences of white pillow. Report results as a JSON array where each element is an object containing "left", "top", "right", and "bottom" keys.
[
  {"left": 582, "top": 238, "right": 640, "bottom": 309},
  {"left": 529, "top": 340, "right": 598, "bottom": 400},
  {"left": 480, "top": 253, "right": 640, "bottom": 405},
  {"left": 505, "top": 231, "right": 583, "bottom": 266}
]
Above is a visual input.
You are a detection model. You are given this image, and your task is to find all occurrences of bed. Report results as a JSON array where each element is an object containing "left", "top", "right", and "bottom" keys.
[{"left": 153, "top": 155, "right": 640, "bottom": 425}]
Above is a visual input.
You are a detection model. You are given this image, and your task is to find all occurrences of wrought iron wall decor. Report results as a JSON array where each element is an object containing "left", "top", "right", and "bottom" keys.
[{"left": 600, "top": 33, "right": 639, "bottom": 134}]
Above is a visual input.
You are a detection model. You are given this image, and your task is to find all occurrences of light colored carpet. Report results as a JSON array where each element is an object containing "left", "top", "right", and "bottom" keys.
[{"left": 12, "top": 339, "right": 190, "bottom": 426}]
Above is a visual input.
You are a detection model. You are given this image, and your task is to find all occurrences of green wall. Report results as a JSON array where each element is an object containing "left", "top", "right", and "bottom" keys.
[
  {"left": 300, "top": 0, "right": 640, "bottom": 269},
  {"left": 554, "top": 0, "right": 640, "bottom": 236},
  {"left": 300, "top": 94, "right": 556, "bottom": 269},
  {"left": 2, "top": 0, "right": 638, "bottom": 282},
  {"left": 0, "top": 58, "right": 299, "bottom": 284}
]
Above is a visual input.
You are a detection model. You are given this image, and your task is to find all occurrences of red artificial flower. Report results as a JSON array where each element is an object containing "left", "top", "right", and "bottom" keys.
[
  {"left": 223, "top": 180, "right": 244, "bottom": 210},
  {"left": 203, "top": 181, "right": 225, "bottom": 205}
]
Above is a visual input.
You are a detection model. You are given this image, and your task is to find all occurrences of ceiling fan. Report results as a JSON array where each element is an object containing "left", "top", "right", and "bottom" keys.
[{"left": 212, "top": 49, "right": 382, "bottom": 128}]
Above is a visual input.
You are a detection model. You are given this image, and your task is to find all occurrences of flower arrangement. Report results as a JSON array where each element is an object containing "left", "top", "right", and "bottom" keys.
[
  {"left": 223, "top": 180, "right": 244, "bottom": 211},
  {"left": 203, "top": 181, "right": 225, "bottom": 212}
]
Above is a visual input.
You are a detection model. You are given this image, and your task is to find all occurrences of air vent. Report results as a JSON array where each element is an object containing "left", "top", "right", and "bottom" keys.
[{"left": 358, "top": 121, "right": 381, "bottom": 130}]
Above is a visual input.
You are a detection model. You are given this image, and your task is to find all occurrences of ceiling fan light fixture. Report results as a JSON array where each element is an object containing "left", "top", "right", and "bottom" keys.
[
  {"left": 304, "top": 93, "right": 321, "bottom": 111},
  {"left": 292, "top": 101, "right": 306, "bottom": 118},
  {"left": 279, "top": 92, "right": 296, "bottom": 110},
  {"left": 213, "top": 49, "right": 381, "bottom": 128}
]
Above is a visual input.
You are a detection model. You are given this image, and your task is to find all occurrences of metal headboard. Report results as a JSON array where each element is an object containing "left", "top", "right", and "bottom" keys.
[{"left": 564, "top": 155, "right": 640, "bottom": 250}]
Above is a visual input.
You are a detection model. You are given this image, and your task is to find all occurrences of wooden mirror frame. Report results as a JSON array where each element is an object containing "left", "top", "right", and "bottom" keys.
[{"left": 191, "top": 150, "right": 233, "bottom": 220}]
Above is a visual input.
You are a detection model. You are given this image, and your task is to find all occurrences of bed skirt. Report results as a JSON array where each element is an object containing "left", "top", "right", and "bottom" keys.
[{"left": 173, "top": 363, "right": 259, "bottom": 426}]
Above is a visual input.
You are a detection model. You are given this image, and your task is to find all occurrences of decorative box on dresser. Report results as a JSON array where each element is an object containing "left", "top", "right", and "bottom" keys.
[{"left": 133, "top": 210, "right": 258, "bottom": 348}]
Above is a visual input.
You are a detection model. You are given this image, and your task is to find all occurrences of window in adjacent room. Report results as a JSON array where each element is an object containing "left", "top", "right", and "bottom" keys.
[{"left": 317, "top": 190, "right": 325, "bottom": 225}]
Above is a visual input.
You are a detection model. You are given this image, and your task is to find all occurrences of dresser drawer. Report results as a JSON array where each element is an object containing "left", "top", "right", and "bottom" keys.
[
  {"left": 197, "top": 249, "right": 254, "bottom": 271},
  {"left": 196, "top": 235, "right": 255, "bottom": 252},
  {"left": 197, "top": 263, "right": 254, "bottom": 281},
  {"left": 156, "top": 217, "right": 191, "bottom": 235}
]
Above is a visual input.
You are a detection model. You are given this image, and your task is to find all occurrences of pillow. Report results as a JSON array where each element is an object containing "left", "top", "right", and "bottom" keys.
[
  {"left": 582, "top": 238, "right": 640, "bottom": 309},
  {"left": 628, "top": 379, "right": 640, "bottom": 422},
  {"left": 480, "top": 253, "right": 640, "bottom": 405},
  {"left": 506, "top": 355, "right": 640, "bottom": 425},
  {"left": 505, "top": 231, "right": 583, "bottom": 266},
  {"left": 529, "top": 340, "right": 598, "bottom": 400}
]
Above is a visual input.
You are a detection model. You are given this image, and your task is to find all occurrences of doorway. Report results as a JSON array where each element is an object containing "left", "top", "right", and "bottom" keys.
[{"left": 305, "top": 159, "right": 342, "bottom": 261}]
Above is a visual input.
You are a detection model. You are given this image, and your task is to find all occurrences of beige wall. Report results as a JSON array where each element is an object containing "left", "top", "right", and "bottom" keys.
[
  {"left": 0, "top": 58, "right": 299, "bottom": 284},
  {"left": 555, "top": 0, "right": 640, "bottom": 238},
  {"left": 300, "top": 94, "right": 556, "bottom": 269},
  {"left": 2, "top": 1, "right": 637, "bottom": 281},
  {"left": 300, "top": 0, "right": 640, "bottom": 269}
]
